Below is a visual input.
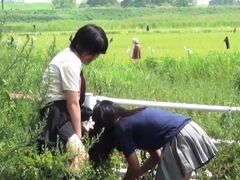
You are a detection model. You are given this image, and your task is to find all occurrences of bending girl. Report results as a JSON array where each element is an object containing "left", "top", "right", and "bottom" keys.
[{"left": 89, "top": 100, "right": 218, "bottom": 180}]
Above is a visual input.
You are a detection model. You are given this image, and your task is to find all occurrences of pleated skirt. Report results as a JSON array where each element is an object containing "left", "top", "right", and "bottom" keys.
[{"left": 155, "top": 121, "right": 218, "bottom": 180}]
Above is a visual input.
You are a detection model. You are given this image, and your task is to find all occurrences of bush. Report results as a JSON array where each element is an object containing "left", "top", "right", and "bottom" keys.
[
  {"left": 1, "top": 23, "right": 240, "bottom": 179},
  {"left": 0, "top": 24, "right": 123, "bottom": 180}
]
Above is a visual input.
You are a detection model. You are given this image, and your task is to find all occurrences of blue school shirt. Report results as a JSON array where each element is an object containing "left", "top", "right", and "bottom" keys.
[{"left": 115, "top": 107, "right": 191, "bottom": 158}]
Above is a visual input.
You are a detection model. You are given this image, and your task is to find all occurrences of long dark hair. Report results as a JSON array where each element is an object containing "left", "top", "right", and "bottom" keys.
[{"left": 88, "top": 100, "right": 145, "bottom": 168}]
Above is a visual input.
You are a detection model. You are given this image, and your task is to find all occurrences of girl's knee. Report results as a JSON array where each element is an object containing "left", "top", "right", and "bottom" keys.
[
  {"left": 68, "top": 134, "right": 85, "bottom": 153},
  {"left": 66, "top": 134, "right": 88, "bottom": 172},
  {"left": 179, "top": 172, "right": 192, "bottom": 180}
]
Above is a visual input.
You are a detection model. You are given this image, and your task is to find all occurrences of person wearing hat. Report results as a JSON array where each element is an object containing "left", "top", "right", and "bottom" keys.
[{"left": 132, "top": 38, "right": 141, "bottom": 60}]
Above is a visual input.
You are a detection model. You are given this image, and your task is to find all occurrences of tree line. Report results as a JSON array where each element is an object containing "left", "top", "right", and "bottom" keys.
[{"left": 52, "top": 0, "right": 239, "bottom": 9}]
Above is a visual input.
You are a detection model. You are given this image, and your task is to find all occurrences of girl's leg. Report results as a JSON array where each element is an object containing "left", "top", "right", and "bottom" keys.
[
  {"left": 59, "top": 120, "right": 88, "bottom": 173},
  {"left": 66, "top": 134, "right": 88, "bottom": 172},
  {"left": 179, "top": 172, "right": 192, "bottom": 180}
]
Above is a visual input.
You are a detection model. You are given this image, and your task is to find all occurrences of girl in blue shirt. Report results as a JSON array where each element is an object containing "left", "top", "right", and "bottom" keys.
[{"left": 88, "top": 100, "right": 218, "bottom": 180}]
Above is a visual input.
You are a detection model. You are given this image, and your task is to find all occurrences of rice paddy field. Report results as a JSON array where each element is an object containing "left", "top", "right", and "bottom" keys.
[
  {"left": 1, "top": 4, "right": 240, "bottom": 180},
  {"left": 4, "top": 28, "right": 240, "bottom": 60}
]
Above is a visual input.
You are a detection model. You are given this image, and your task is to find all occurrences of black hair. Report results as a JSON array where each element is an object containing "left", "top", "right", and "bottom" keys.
[
  {"left": 81, "top": 105, "right": 93, "bottom": 121},
  {"left": 70, "top": 24, "right": 108, "bottom": 56},
  {"left": 88, "top": 100, "right": 145, "bottom": 168}
]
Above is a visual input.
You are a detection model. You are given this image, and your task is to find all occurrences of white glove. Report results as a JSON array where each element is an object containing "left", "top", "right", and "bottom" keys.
[{"left": 82, "top": 118, "right": 95, "bottom": 132}]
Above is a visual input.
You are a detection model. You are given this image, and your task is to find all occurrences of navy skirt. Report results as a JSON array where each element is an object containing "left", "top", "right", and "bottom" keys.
[{"left": 37, "top": 100, "right": 93, "bottom": 154}]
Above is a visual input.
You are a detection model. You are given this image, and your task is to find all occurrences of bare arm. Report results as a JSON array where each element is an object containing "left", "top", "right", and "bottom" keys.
[
  {"left": 123, "top": 149, "right": 161, "bottom": 180},
  {"left": 123, "top": 152, "right": 140, "bottom": 180},
  {"left": 138, "top": 150, "right": 161, "bottom": 176},
  {"left": 66, "top": 90, "right": 82, "bottom": 139}
]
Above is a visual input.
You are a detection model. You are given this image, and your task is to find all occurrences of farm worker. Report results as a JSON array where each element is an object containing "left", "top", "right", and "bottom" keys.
[
  {"left": 38, "top": 24, "right": 108, "bottom": 173},
  {"left": 146, "top": 24, "right": 149, "bottom": 32},
  {"left": 88, "top": 100, "right": 218, "bottom": 180},
  {"left": 31, "top": 36, "right": 36, "bottom": 49},
  {"left": 132, "top": 38, "right": 141, "bottom": 60}
]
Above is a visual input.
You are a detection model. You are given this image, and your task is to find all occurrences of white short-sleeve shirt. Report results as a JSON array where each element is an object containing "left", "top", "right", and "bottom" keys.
[{"left": 41, "top": 48, "right": 82, "bottom": 105}]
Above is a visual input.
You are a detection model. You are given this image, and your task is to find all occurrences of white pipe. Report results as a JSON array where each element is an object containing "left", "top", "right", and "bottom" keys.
[
  {"left": 95, "top": 96, "right": 240, "bottom": 113},
  {"left": 84, "top": 92, "right": 95, "bottom": 109}
]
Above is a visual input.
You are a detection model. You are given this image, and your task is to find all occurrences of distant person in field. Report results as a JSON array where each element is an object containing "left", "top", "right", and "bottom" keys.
[
  {"left": 223, "top": 36, "right": 230, "bottom": 49},
  {"left": 132, "top": 38, "right": 141, "bottom": 60},
  {"left": 88, "top": 100, "right": 218, "bottom": 180},
  {"left": 233, "top": 27, "right": 236, "bottom": 33},
  {"left": 38, "top": 24, "right": 108, "bottom": 173},
  {"left": 33, "top": 24, "right": 36, "bottom": 30},
  {"left": 9, "top": 36, "right": 14, "bottom": 45},
  {"left": 31, "top": 36, "right": 36, "bottom": 50},
  {"left": 146, "top": 24, "right": 149, "bottom": 32},
  {"left": 109, "top": 37, "right": 113, "bottom": 44}
]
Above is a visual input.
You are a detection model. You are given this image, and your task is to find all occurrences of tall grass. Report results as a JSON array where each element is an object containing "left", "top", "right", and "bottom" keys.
[
  {"left": 4, "top": 2, "right": 54, "bottom": 10},
  {"left": 1, "top": 18, "right": 240, "bottom": 179},
  {"left": 0, "top": 35, "right": 123, "bottom": 180},
  {"left": 84, "top": 52, "right": 240, "bottom": 138},
  {"left": 0, "top": 40, "right": 240, "bottom": 180}
]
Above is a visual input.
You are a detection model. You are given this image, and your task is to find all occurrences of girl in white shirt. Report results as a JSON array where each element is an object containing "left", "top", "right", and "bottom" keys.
[{"left": 38, "top": 24, "right": 108, "bottom": 173}]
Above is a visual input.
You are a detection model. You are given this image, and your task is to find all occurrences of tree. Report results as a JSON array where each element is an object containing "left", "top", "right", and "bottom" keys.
[
  {"left": 87, "top": 0, "right": 118, "bottom": 6},
  {"left": 153, "top": 0, "right": 162, "bottom": 5},
  {"left": 223, "top": 0, "right": 234, "bottom": 4},
  {"left": 52, "top": 0, "right": 76, "bottom": 9},
  {"left": 133, "top": 0, "right": 146, "bottom": 7},
  {"left": 210, "top": 0, "right": 234, "bottom": 5},
  {"left": 173, "top": 0, "right": 188, "bottom": 6},
  {"left": 121, "top": 0, "right": 133, "bottom": 7}
]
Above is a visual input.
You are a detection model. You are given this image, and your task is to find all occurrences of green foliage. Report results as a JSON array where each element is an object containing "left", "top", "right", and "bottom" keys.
[
  {"left": 52, "top": 0, "right": 77, "bottom": 9},
  {"left": 233, "top": 66, "right": 240, "bottom": 94},
  {"left": 0, "top": 26, "right": 123, "bottom": 179},
  {"left": 85, "top": 53, "right": 240, "bottom": 179},
  {"left": 1, "top": 16, "right": 240, "bottom": 179},
  {"left": 84, "top": 52, "right": 240, "bottom": 179},
  {"left": 197, "top": 144, "right": 240, "bottom": 179},
  {"left": 210, "top": 0, "right": 235, "bottom": 5},
  {"left": 1, "top": 6, "right": 240, "bottom": 24},
  {"left": 87, "top": 0, "right": 118, "bottom": 7}
]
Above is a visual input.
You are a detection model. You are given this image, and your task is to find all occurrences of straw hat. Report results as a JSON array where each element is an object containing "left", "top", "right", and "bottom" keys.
[{"left": 132, "top": 38, "right": 140, "bottom": 44}]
